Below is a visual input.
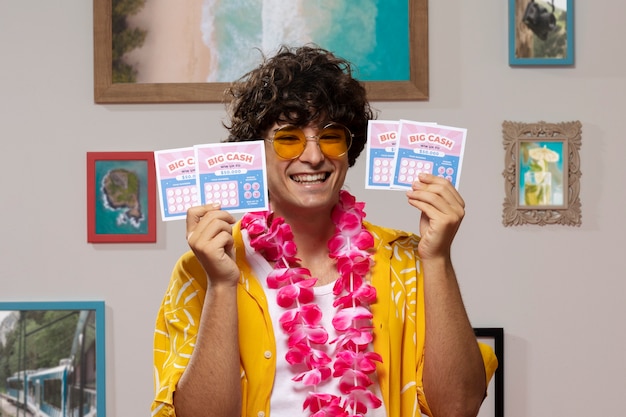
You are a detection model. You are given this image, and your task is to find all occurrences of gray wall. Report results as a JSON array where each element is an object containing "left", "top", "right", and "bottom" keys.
[{"left": 1, "top": 2, "right": 624, "bottom": 416}]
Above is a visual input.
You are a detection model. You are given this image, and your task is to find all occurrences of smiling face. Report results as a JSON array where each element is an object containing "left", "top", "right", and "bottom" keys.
[{"left": 264, "top": 122, "right": 349, "bottom": 220}]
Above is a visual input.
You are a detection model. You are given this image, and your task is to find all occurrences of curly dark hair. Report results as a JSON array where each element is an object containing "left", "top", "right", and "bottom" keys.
[{"left": 223, "top": 45, "right": 376, "bottom": 167}]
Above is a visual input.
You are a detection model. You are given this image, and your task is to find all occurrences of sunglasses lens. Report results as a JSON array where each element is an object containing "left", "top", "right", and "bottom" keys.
[
  {"left": 271, "top": 123, "right": 352, "bottom": 159},
  {"left": 319, "top": 124, "right": 351, "bottom": 157},
  {"left": 273, "top": 127, "right": 306, "bottom": 159}
]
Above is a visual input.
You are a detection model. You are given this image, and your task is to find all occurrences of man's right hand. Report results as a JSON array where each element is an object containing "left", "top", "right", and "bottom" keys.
[{"left": 186, "top": 203, "right": 240, "bottom": 287}]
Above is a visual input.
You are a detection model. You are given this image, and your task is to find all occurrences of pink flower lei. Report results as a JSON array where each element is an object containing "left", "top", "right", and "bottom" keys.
[{"left": 241, "top": 190, "right": 383, "bottom": 417}]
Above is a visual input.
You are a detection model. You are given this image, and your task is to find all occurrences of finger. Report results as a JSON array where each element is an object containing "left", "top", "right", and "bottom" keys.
[
  {"left": 190, "top": 227, "right": 239, "bottom": 284},
  {"left": 187, "top": 216, "right": 236, "bottom": 252},
  {"left": 186, "top": 202, "right": 221, "bottom": 230},
  {"left": 187, "top": 214, "right": 236, "bottom": 266},
  {"left": 408, "top": 174, "right": 465, "bottom": 212},
  {"left": 406, "top": 189, "right": 464, "bottom": 228},
  {"left": 185, "top": 203, "right": 235, "bottom": 240},
  {"left": 192, "top": 218, "right": 235, "bottom": 247}
]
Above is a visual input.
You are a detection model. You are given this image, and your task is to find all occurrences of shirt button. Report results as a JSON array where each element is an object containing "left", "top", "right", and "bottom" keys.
[
  {"left": 263, "top": 350, "right": 272, "bottom": 359},
  {"left": 257, "top": 412, "right": 265, "bottom": 417}
]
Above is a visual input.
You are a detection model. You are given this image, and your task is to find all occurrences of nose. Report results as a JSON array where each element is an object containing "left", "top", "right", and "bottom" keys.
[{"left": 298, "top": 131, "right": 325, "bottom": 164}]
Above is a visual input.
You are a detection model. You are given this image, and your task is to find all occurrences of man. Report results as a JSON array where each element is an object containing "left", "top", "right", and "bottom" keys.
[{"left": 152, "top": 45, "right": 497, "bottom": 417}]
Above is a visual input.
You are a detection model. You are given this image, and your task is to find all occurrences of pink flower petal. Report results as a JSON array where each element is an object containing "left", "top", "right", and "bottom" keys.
[
  {"left": 337, "top": 369, "right": 373, "bottom": 393},
  {"left": 299, "top": 304, "right": 323, "bottom": 325},
  {"left": 279, "top": 309, "right": 299, "bottom": 332},
  {"left": 285, "top": 343, "right": 309, "bottom": 365},
  {"left": 293, "top": 366, "right": 332, "bottom": 386},
  {"left": 305, "top": 326, "right": 329, "bottom": 345},
  {"left": 276, "top": 285, "right": 299, "bottom": 308},
  {"left": 332, "top": 307, "right": 373, "bottom": 331}
]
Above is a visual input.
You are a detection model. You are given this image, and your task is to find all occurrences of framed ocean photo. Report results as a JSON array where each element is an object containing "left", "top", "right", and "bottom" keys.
[{"left": 94, "top": 0, "right": 428, "bottom": 103}]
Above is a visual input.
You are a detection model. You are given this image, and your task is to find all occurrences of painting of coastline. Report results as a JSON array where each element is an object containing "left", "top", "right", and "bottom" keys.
[
  {"left": 117, "top": 0, "right": 409, "bottom": 84},
  {"left": 94, "top": 159, "right": 150, "bottom": 235}
]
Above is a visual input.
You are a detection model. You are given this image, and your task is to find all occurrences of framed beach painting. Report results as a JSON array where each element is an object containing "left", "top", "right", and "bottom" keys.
[
  {"left": 475, "top": 328, "right": 504, "bottom": 417},
  {"left": 87, "top": 151, "right": 156, "bottom": 243},
  {"left": 0, "top": 301, "right": 106, "bottom": 417},
  {"left": 93, "top": 0, "right": 428, "bottom": 103},
  {"left": 502, "top": 120, "right": 582, "bottom": 226},
  {"left": 509, "top": 0, "right": 574, "bottom": 65}
]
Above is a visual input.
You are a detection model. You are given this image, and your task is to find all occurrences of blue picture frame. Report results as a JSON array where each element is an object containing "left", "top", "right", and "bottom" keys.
[
  {"left": 508, "top": 0, "right": 574, "bottom": 66},
  {"left": 0, "top": 301, "right": 106, "bottom": 417}
]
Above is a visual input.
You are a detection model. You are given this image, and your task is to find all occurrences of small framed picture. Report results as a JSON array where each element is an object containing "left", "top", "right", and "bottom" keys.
[
  {"left": 509, "top": 0, "right": 574, "bottom": 65},
  {"left": 87, "top": 151, "right": 156, "bottom": 242},
  {"left": 0, "top": 301, "right": 106, "bottom": 417},
  {"left": 502, "top": 121, "right": 582, "bottom": 226}
]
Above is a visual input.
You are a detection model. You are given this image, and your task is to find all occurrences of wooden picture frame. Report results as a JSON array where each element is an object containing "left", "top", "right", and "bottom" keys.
[
  {"left": 474, "top": 327, "right": 504, "bottom": 417},
  {"left": 0, "top": 301, "right": 106, "bottom": 417},
  {"left": 87, "top": 151, "right": 156, "bottom": 243},
  {"left": 509, "top": 0, "right": 574, "bottom": 66},
  {"left": 93, "top": 0, "right": 428, "bottom": 103},
  {"left": 502, "top": 121, "right": 582, "bottom": 226}
]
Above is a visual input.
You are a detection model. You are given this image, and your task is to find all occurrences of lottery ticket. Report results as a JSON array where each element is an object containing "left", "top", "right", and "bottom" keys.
[
  {"left": 154, "top": 147, "right": 199, "bottom": 221},
  {"left": 365, "top": 120, "right": 400, "bottom": 189},
  {"left": 391, "top": 120, "right": 467, "bottom": 190},
  {"left": 194, "top": 141, "right": 269, "bottom": 213}
]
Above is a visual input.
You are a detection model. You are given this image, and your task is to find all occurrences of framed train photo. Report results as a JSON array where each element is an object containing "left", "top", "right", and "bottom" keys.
[{"left": 0, "top": 301, "right": 105, "bottom": 417}]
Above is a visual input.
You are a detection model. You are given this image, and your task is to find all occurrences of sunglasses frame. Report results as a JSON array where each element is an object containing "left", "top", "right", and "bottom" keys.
[{"left": 267, "top": 122, "right": 354, "bottom": 160}]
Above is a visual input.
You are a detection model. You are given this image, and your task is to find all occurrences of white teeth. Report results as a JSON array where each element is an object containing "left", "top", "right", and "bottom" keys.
[{"left": 292, "top": 173, "right": 327, "bottom": 183}]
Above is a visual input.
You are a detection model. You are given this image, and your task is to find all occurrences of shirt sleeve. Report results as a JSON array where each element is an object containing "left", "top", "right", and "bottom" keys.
[
  {"left": 151, "top": 252, "right": 206, "bottom": 417},
  {"left": 479, "top": 341, "right": 499, "bottom": 387}
]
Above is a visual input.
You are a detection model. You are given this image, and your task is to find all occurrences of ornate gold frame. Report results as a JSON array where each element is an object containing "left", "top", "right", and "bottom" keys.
[
  {"left": 502, "top": 120, "right": 582, "bottom": 226},
  {"left": 93, "top": 0, "right": 428, "bottom": 104}
]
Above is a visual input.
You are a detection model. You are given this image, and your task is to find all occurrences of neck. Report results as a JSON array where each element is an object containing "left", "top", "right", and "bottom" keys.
[
  {"left": 273, "top": 207, "right": 335, "bottom": 250},
  {"left": 273, "top": 208, "right": 337, "bottom": 284}
]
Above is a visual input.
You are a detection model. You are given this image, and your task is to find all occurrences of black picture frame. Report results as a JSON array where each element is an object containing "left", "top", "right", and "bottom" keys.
[{"left": 474, "top": 327, "right": 504, "bottom": 417}]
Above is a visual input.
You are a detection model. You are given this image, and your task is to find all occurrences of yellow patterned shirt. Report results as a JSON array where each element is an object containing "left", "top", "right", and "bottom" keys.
[{"left": 152, "top": 221, "right": 498, "bottom": 417}]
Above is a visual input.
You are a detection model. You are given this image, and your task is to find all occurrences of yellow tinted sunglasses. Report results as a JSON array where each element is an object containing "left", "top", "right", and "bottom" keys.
[{"left": 267, "top": 123, "right": 353, "bottom": 160}]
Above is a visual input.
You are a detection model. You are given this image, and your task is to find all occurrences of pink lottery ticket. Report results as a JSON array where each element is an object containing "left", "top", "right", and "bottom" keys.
[
  {"left": 194, "top": 141, "right": 269, "bottom": 213},
  {"left": 154, "top": 147, "right": 199, "bottom": 221},
  {"left": 391, "top": 120, "right": 467, "bottom": 190},
  {"left": 365, "top": 120, "right": 400, "bottom": 189}
]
